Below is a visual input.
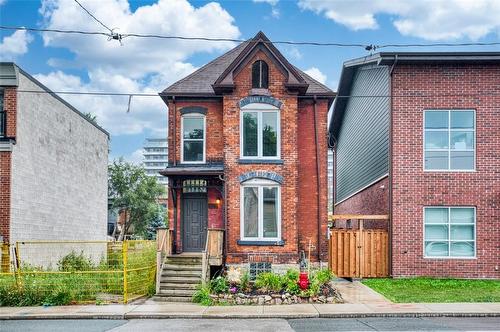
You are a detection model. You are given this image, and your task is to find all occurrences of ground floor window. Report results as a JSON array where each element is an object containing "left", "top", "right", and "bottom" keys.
[
  {"left": 424, "top": 207, "right": 476, "bottom": 258},
  {"left": 240, "top": 179, "right": 281, "bottom": 241}
]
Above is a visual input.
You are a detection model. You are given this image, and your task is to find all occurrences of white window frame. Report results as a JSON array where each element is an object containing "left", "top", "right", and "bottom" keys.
[
  {"left": 240, "top": 103, "right": 280, "bottom": 160},
  {"left": 423, "top": 109, "right": 476, "bottom": 172},
  {"left": 240, "top": 178, "right": 281, "bottom": 242},
  {"left": 423, "top": 206, "right": 476, "bottom": 259},
  {"left": 181, "top": 113, "right": 206, "bottom": 164}
]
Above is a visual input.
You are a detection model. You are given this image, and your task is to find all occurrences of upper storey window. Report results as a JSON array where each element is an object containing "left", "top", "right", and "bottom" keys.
[
  {"left": 240, "top": 103, "right": 280, "bottom": 159},
  {"left": 181, "top": 113, "right": 205, "bottom": 163},
  {"left": 0, "top": 89, "right": 5, "bottom": 137},
  {"left": 252, "top": 60, "right": 269, "bottom": 89}
]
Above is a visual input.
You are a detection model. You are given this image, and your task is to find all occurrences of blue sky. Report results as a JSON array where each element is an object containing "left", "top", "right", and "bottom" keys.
[{"left": 1, "top": 0, "right": 499, "bottom": 162}]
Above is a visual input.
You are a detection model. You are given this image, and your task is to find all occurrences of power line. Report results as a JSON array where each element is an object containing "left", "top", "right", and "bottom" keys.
[
  {"left": 3, "top": 25, "right": 500, "bottom": 49},
  {"left": 73, "top": 0, "right": 112, "bottom": 32}
]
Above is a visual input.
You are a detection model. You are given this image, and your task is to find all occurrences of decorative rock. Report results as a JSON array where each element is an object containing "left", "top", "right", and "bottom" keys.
[
  {"left": 264, "top": 295, "right": 272, "bottom": 302},
  {"left": 258, "top": 297, "right": 265, "bottom": 305},
  {"left": 318, "top": 296, "right": 326, "bottom": 303},
  {"left": 271, "top": 294, "right": 281, "bottom": 298},
  {"left": 237, "top": 293, "right": 246, "bottom": 298},
  {"left": 326, "top": 297, "right": 334, "bottom": 303},
  {"left": 275, "top": 298, "right": 282, "bottom": 305}
]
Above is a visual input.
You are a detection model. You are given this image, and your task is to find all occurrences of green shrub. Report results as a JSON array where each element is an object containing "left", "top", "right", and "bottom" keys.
[
  {"left": 58, "top": 251, "right": 95, "bottom": 272},
  {"left": 192, "top": 283, "right": 213, "bottom": 306},
  {"left": 210, "top": 276, "right": 229, "bottom": 294},
  {"left": 314, "top": 269, "right": 334, "bottom": 286},
  {"left": 255, "top": 272, "right": 283, "bottom": 293},
  {"left": 239, "top": 271, "right": 250, "bottom": 292},
  {"left": 283, "top": 269, "right": 300, "bottom": 295}
]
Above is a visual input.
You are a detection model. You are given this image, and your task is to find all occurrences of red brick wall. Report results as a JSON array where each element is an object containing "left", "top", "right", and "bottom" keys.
[
  {"left": 297, "top": 99, "right": 329, "bottom": 262},
  {"left": 0, "top": 87, "right": 16, "bottom": 243},
  {"left": 391, "top": 64, "right": 500, "bottom": 278},
  {"left": 207, "top": 188, "right": 223, "bottom": 229}
]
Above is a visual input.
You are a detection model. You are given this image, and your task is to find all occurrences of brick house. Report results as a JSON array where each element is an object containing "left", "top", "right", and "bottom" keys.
[
  {"left": 0, "top": 63, "right": 109, "bottom": 251},
  {"left": 160, "top": 32, "right": 334, "bottom": 273},
  {"left": 329, "top": 52, "right": 500, "bottom": 278}
]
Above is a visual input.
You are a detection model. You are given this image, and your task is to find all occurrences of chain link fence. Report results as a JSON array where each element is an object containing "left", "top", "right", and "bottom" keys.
[{"left": 0, "top": 240, "right": 156, "bottom": 305}]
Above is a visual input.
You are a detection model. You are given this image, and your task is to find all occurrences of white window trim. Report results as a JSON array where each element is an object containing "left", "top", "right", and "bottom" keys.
[
  {"left": 423, "top": 109, "right": 476, "bottom": 172},
  {"left": 180, "top": 113, "right": 206, "bottom": 164},
  {"left": 423, "top": 206, "right": 477, "bottom": 259},
  {"left": 240, "top": 178, "right": 281, "bottom": 242},
  {"left": 240, "top": 104, "right": 281, "bottom": 160}
]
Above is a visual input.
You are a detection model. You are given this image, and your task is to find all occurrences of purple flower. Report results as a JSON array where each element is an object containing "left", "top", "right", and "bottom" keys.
[{"left": 229, "top": 286, "right": 238, "bottom": 294}]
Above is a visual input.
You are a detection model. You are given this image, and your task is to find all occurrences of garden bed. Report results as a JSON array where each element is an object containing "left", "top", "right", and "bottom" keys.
[{"left": 193, "top": 268, "right": 343, "bottom": 306}]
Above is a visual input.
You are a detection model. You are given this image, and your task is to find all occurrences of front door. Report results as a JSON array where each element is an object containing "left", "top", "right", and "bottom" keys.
[{"left": 182, "top": 195, "right": 208, "bottom": 252}]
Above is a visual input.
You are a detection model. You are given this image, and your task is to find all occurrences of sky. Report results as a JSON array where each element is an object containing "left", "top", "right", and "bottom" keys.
[{"left": 1, "top": 0, "right": 499, "bottom": 163}]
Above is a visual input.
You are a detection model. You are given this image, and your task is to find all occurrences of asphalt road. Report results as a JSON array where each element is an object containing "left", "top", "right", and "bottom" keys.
[{"left": 1, "top": 317, "right": 499, "bottom": 332}]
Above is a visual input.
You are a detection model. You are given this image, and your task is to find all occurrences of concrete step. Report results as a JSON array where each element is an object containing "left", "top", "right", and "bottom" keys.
[
  {"left": 165, "top": 256, "right": 202, "bottom": 265},
  {"left": 159, "top": 283, "right": 198, "bottom": 290},
  {"left": 151, "top": 295, "right": 192, "bottom": 303},
  {"left": 160, "top": 276, "right": 201, "bottom": 284},
  {"left": 162, "top": 264, "right": 202, "bottom": 272},
  {"left": 161, "top": 270, "right": 202, "bottom": 278},
  {"left": 158, "top": 289, "right": 196, "bottom": 297}
]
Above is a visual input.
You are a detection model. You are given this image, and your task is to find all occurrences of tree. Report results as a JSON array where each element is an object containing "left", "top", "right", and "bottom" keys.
[
  {"left": 144, "top": 205, "right": 167, "bottom": 240},
  {"left": 84, "top": 112, "right": 97, "bottom": 123},
  {"left": 108, "top": 158, "right": 165, "bottom": 240}
]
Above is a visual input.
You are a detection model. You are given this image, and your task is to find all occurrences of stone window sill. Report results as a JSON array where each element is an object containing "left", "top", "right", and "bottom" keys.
[
  {"left": 237, "top": 240, "right": 285, "bottom": 246},
  {"left": 238, "top": 159, "right": 284, "bottom": 165}
]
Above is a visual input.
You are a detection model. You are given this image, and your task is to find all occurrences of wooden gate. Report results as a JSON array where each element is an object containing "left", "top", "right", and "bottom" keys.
[{"left": 328, "top": 215, "right": 389, "bottom": 278}]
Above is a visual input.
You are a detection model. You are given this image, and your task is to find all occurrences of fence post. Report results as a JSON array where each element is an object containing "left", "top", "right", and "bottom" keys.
[
  {"left": 156, "top": 227, "right": 166, "bottom": 294},
  {"left": 123, "top": 240, "right": 128, "bottom": 304},
  {"left": 0, "top": 242, "right": 9, "bottom": 273}
]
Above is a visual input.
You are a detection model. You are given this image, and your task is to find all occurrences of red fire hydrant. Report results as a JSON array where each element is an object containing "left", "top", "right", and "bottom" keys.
[{"left": 298, "top": 272, "right": 309, "bottom": 290}]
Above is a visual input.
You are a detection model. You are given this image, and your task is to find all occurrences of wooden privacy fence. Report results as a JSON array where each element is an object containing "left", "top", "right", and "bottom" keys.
[{"left": 328, "top": 215, "right": 389, "bottom": 278}]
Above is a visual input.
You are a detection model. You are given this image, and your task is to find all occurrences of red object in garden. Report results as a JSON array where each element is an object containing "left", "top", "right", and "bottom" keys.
[{"left": 298, "top": 272, "right": 309, "bottom": 290}]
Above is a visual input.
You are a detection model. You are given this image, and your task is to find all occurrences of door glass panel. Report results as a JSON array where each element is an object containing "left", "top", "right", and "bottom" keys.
[
  {"left": 450, "top": 208, "right": 475, "bottom": 223},
  {"left": 243, "top": 112, "right": 258, "bottom": 156},
  {"left": 183, "top": 141, "right": 203, "bottom": 162},
  {"left": 262, "top": 112, "right": 278, "bottom": 157},
  {"left": 243, "top": 187, "right": 258, "bottom": 237},
  {"left": 263, "top": 187, "right": 277, "bottom": 238},
  {"left": 425, "top": 208, "right": 448, "bottom": 224},
  {"left": 425, "top": 225, "right": 448, "bottom": 240},
  {"left": 451, "top": 131, "right": 474, "bottom": 150},
  {"left": 425, "top": 241, "right": 449, "bottom": 257},
  {"left": 450, "top": 242, "right": 475, "bottom": 257},
  {"left": 425, "top": 151, "right": 448, "bottom": 170},
  {"left": 425, "top": 111, "right": 448, "bottom": 129},
  {"left": 450, "top": 225, "right": 474, "bottom": 240},
  {"left": 451, "top": 111, "right": 474, "bottom": 129},
  {"left": 425, "top": 131, "right": 448, "bottom": 149},
  {"left": 450, "top": 151, "right": 474, "bottom": 170}
]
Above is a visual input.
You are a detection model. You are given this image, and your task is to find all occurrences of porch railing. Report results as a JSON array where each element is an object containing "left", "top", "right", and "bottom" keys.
[
  {"left": 201, "top": 228, "right": 224, "bottom": 283},
  {"left": 155, "top": 227, "right": 173, "bottom": 293}
]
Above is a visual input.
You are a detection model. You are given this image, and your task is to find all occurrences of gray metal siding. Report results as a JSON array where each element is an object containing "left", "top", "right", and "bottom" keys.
[{"left": 335, "top": 65, "right": 390, "bottom": 203}]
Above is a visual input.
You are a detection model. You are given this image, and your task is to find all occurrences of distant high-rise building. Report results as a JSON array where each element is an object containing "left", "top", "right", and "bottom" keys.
[{"left": 143, "top": 138, "right": 168, "bottom": 186}]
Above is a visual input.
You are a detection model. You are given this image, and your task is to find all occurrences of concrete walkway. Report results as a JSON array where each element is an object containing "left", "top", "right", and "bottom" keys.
[{"left": 0, "top": 302, "right": 498, "bottom": 320}]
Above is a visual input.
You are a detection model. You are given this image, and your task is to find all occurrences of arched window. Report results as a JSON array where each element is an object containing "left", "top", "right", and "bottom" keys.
[{"left": 252, "top": 60, "right": 269, "bottom": 89}]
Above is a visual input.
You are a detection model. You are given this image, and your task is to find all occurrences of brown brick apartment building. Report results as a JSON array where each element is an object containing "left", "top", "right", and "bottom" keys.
[
  {"left": 159, "top": 32, "right": 334, "bottom": 272},
  {"left": 329, "top": 52, "right": 500, "bottom": 278}
]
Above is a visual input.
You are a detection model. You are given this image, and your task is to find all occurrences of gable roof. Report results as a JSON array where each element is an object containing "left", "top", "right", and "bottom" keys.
[
  {"left": 161, "top": 31, "right": 334, "bottom": 99},
  {"left": 328, "top": 51, "right": 500, "bottom": 141}
]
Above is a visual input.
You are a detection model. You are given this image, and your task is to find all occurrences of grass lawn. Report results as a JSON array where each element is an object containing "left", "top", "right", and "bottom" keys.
[{"left": 362, "top": 278, "right": 500, "bottom": 303}]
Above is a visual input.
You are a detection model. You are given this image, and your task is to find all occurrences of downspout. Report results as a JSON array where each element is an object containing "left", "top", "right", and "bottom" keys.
[
  {"left": 219, "top": 174, "right": 228, "bottom": 265},
  {"left": 388, "top": 55, "right": 398, "bottom": 276},
  {"left": 172, "top": 96, "right": 177, "bottom": 166},
  {"left": 170, "top": 186, "right": 177, "bottom": 253},
  {"left": 171, "top": 95, "right": 178, "bottom": 252},
  {"left": 313, "top": 95, "right": 322, "bottom": 261}
]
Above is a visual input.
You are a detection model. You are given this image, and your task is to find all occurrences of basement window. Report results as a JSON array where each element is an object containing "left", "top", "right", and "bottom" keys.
[{"left": 249, "top": 262, "right": 272, "bottom": 279}]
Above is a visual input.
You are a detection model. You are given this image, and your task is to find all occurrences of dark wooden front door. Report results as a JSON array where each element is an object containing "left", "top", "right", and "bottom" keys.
[{"left": 182, "top": 195, "right": 208, "bottom": 252}]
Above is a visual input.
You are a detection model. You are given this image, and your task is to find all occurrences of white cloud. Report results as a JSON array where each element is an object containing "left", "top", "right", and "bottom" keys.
[
  {"left": 253, "top": 0, "right": 279, "bottom": 6},
  {"left": 36, "top": 0, "right": 240, "bottom": 135},
  {"left": 253, "top": 0, "right": 280, "bottom": 18},
  {"left": 128, "top": 148, "right": 145, "bottom": 165},
  {"left": 0, "top": 30, "right": 33, "bottom": 60},
  {"left": 303, "top": 67, "right": 327, "bottom": 85},
  {"left": 298, "top": 0, "right": 500, "bottom": 40}
]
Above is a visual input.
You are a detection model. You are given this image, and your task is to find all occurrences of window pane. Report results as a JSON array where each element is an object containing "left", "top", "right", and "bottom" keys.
[
  {"left": 252, "top": 62, "right": 260, "bottom": 88},
  {"left": 425, "top": 241, "right": 449, "bottom": 257},
  {"left": 425, "top": 131, "right": 448, "bottom": 149},
  {"left": 425, "top": 151, "right": 448, "bottom": 170},
  {"left": 425, "top": 111, "right": 448, "bottom": 129},
  {"left": 450, "top": 208, "right": 475, "bottom": 224},
  {"left": 425, "top": 225, "right": 448, "bottom": 240},
  {"left": 263, "top": 187, "right": 277, "bottom": 238},
  {"left": 183, "top": 117, "right": 204, "bottom": 139},
  {"left": 451, "top": 111, "right": 474, "bottom": 129},
  {"left": 183, "top": 141, "right": 203, "bottom": 162},
  {"left": 451, "top": 225, "right": 474, "bottom": 240},
  {"left": 243, "top": 112, "right": 258, "bottom": 156},
  {"left": 451, "top": 131, "right": 474, "bottom": 150},
  {"left": 450, "top": 242, "right": 475, "bottom": 257},
  {"left": 244, "top": 187, "right": 258, "bottom": 237},
  {"left": 262, "top": 112, "right": 278, "bottom": 157},
  {"left": 425, "top": 208, "right": 448, "bottom": 224},
  {"left": 450, "top": 151, "right": 474, "bottom": 170}
]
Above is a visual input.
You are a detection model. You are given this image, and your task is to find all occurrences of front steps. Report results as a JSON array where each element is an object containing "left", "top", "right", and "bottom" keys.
[{"left": 152, "top": 253, "right": 203, "bottom": 303}]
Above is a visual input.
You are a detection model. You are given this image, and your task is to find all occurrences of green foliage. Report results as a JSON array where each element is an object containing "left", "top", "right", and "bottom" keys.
[
  {"left": 83, "top": 112, "right": 97, "bottom": 123},
  {"left": 283, "top": 269, "right": 300, "bottom": 295},
  {"left": 108, "top": 158, "right": 165, "bottom": 240},
  {"left": 192, "top": 283, "right": 213, "bottom": 306},
  {"left": 210, "top": 276, "right": 229, "bottom": 294},
  {"left": 144, "top": 206, "right": 167, "bottom": 240},
  {"left": 58, "top": 251, "right": 95, "bottom": 272},
  {"left": 255, "top": 272, "right": 283, "bottom": 293},
  {"left": 239, "top": 271, "right": 250, "bottom": 293},
  {"left": 314, "top": 269, "right": 334, "bottom": 286},
  {"left": 363, "top": 278, "right": 500, "bottom": 303}
]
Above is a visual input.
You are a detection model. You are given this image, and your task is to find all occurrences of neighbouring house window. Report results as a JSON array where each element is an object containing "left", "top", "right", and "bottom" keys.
[
  {"left": 181, "top": 113, "right": 205, "bottom": 163},
  {"left": 241, "top": 179, "right": 281, "bottom": 241},
  {"left": 252, "top": 60, "right": 269, "bottom": 89},
  {"left": 424, "top": 207, "right": 476, "bottom": 258},
  {"left": 424, "top": 110, "right": 475, "bottom": 171},
  {"left": 241, "top": 106, "right": 280, "bottom": 159},
  {"left": 0, "top": 90, "right": 5, "bottom": 137}
]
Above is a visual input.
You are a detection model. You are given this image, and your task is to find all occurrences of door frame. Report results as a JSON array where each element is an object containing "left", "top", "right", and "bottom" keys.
[{"left": 181, "top": 192, "right": 208, "bottom": 252}]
